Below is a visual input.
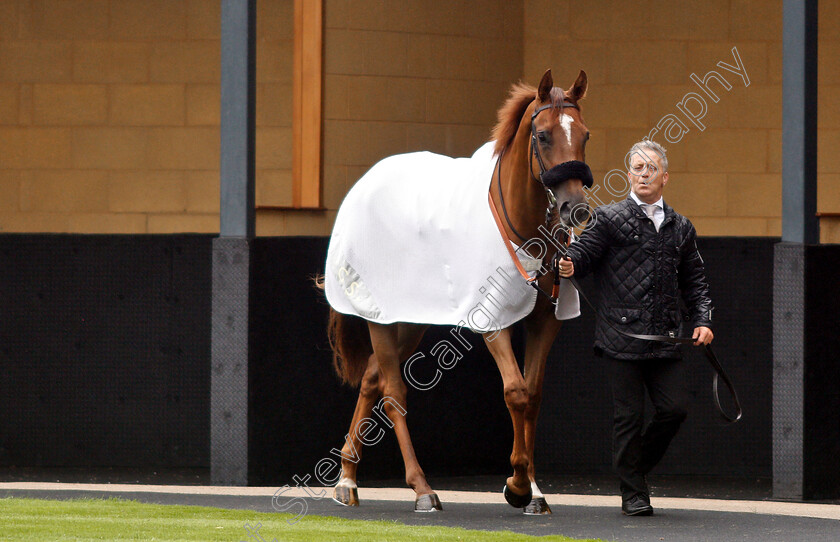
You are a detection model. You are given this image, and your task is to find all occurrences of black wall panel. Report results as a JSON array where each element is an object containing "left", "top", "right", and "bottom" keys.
[
  {"left": 0, "top": 235, "right": 212, "bottom": 467},
  {"left": 803, "top": 245, "right": 840, "bottom": 498},
  {"left": 247, "top": 237, "right": 513, "bottom": 485},
  {"left": 248, "top": 237, "right": 777, "bottom": 485},
  {"left": 0, "top": 234, "right": 779, "bottom": 485}
]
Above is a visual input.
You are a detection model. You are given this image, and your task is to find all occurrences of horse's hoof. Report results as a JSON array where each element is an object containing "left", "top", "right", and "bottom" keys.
[
  {"left": 414, "top": 493, "right": 443, "bottom": 512},
  {"left": 333, "top": 486, "right": 359, "bottom": 507},
  {"left": 503, "top": 484, "right": 532, "bottom": 508},
  {"left": 523, "top": 496, "right": 552, "bottom": 515}
]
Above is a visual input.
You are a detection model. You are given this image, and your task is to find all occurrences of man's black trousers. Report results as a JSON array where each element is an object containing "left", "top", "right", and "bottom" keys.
[{"left": 606, "top": 356, "right": 688, "bottom": 500}]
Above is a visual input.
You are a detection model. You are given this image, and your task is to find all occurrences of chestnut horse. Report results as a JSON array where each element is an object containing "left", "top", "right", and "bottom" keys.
[{"left": 321, "top": 70, "right": 591, "bottom": 513}]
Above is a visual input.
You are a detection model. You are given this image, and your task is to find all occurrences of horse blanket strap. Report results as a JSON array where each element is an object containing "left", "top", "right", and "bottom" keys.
[{"left": 567, "top": 274, "right": 742, "bottom": 424}]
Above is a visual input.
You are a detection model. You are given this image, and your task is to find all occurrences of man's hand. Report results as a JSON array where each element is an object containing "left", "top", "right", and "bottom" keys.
[
  {"left": 559, "top": 257, "right": 574, "bottom": 278},
  {"left": 692, "top": 326, "right": 714, "bottom": 346}
]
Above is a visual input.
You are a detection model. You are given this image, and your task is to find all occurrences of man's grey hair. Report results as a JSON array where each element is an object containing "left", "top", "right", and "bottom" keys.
[{"left": 628, "top": 140, "right": 668, "bottom": 172}]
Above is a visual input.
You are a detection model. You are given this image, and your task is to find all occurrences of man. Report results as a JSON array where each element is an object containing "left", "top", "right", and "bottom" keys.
[{"left": 559, "top": 140, "right": 713, "bottom": 516}]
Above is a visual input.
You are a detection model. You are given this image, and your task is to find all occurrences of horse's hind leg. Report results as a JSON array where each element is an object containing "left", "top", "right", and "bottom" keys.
[
  {"left": 333, "top": 354, "right": 382, "bottom": 506},
  {"left": 368, "top": 321, "right": 441, "bottom": 512},
  {"left": 484, "top": 327, "right": 532, "bottom": 508},
  {"left": 335, "top": 323, "right": 430, "bottom": 509}
]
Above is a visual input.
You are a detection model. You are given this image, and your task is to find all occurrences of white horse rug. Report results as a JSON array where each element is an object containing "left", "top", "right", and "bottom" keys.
[{"left": 324, "top": 141, "right": 580, "bottom": 332}]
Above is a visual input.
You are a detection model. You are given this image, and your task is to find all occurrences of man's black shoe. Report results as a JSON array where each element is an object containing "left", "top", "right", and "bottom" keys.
[{"left": 622, "top": 493, "right": 654, "bottom": 516}]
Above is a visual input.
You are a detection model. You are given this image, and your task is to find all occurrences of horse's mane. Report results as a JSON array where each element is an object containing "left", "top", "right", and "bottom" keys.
[
  {"left": 492, "top": 82, "right": 536, "bottom": 156},
  {"left": 492, "top": 82, "right": 570, "bottom": 156}
]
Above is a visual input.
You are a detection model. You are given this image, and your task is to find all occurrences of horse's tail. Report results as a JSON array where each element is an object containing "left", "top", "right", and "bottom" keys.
[{"left": 313, "top": 274, "right": 372, "bottom": 387}]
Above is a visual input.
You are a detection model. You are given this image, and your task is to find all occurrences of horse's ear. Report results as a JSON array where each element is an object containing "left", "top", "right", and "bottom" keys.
[
  {"left": 569, "top": 70, "right": 588, "bottom": 102},
  {"left": 538, "top": 69, "right": 553, "bottom": 102}
]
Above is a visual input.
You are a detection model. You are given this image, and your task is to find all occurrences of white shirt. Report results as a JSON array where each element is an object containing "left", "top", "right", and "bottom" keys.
[{"left": 630, "top": 191, "right": 664, "bottom": 232}]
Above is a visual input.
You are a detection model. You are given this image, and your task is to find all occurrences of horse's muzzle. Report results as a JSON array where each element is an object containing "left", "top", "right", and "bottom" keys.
[
  {"left": 541, "top": 160, "right": 593, "bottom": 189},
  {"left": 557, "top": 200, "right": 593, "bottom": 229}
]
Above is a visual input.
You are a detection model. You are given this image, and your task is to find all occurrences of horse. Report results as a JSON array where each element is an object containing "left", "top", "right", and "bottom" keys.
[{"left": 318, "top": 69, "right": 592, "bottom": 513}]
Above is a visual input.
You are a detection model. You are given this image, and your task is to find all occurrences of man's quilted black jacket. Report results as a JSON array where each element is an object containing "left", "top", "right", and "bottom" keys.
[{"left": 565, "top": 196, "right": 713, "bottom": 360}]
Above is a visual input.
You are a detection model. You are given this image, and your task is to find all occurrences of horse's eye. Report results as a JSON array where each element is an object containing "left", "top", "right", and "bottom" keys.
[{"left": 537, "top": 131, "right": 549, "bottom": 144}]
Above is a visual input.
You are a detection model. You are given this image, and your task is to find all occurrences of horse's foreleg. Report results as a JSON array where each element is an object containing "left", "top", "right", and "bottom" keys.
[
  {"left": 368, "top": 322, "right": 440, "bottom": 511},
  {"left": 521, "top": 316, "right": 564, "bottom": 515},
  {"left": 484, "top": 327, "right": 532, "bottom": 508},
  {"left": 333, "top": 354, "right": 382, "bottom": 506}
]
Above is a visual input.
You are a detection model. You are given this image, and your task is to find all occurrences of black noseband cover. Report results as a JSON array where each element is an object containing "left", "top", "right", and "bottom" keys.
[{"left": 541, "top": 160, "right": 594, "bottom": 189}]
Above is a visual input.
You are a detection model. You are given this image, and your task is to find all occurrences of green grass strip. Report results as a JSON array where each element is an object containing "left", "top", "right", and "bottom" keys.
[{"left": 0, "top": 497, "right": 604, "bottom": 541}]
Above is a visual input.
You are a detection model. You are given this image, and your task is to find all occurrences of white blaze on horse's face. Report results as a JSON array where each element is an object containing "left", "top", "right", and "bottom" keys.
[{"left": 559, "top": 113, "right": 574, "bottom": 147}]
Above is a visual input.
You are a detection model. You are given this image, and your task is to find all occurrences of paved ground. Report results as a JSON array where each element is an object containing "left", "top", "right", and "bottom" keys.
[{"left": 1, "top": 474, "right": 839, "bottom": 542}]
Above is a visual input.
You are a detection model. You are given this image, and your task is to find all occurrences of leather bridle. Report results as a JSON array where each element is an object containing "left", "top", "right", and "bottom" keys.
[
  {"left": 529, "top": 100, "right": 578, "bottom": 184},
  {"left": 492, "top": 96, "right": 587, "bottom": 302},
  {"left": 495, "top": 97, "right": 585, "bottom": 246}
]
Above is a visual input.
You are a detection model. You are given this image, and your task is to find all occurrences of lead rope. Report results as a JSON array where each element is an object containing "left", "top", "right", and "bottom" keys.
[
  {"left": 566, "top": 273, "right": 742, "bottom": 424},
  {"left": 489, "top": 192, "right": 741, "bottom": 423}
]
